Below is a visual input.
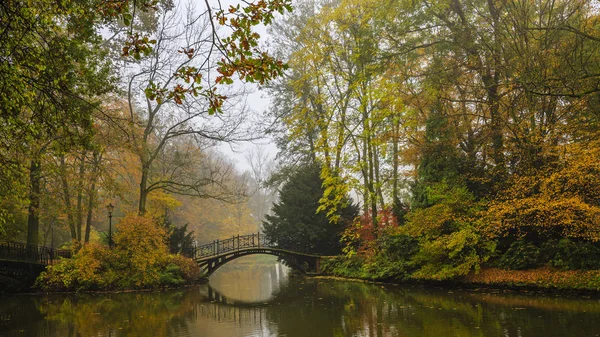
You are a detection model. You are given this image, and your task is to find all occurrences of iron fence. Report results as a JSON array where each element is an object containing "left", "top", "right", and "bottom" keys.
[
  {"left": 194, "top": 233, "right": 274, "bottom": 259},
  {"left": 0, "top": 241, "right": 72, "bottom": 265}
]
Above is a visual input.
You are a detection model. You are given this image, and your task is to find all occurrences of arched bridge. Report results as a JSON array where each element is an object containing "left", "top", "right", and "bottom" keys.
[
  {"left": 0, "top": 242, "right": 72, "bottom": 287},
  {"left": 193, "top": 233, "right": 321, "bottom": 276}
]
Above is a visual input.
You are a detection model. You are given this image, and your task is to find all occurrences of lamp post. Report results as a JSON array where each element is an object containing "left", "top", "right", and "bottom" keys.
[{"left": 106, "top": 203, "right": 114, "bottom": 248}]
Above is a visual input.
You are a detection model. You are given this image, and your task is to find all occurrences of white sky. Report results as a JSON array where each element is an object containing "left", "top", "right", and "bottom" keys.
[{"left": 208, "top": 0, "right": 281, "bottom": 174}]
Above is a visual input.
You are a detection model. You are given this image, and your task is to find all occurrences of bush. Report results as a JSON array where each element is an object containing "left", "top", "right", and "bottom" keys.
[
  {"left": 321, "top": 233, "right": 420, "bottom": 282},
  {"left": 320, "top": 256, "right": 364, "bottom": 278},
  {"left": 163, "top": 254, "right": 201, "bottom": 282},
  {"left": 36, "top": 214, "right": 201, "bottom": 292},
  {"left": 496, "top": 238, "right": 600, "bottom": 271},
  {"left": 551, "top": 239, "right": 600, "bottom": 270},
  {"left": 380, "top": 233, "right": 419, "bottom": 262},
  {"left": 411, "top": 227, "right": 494, "bottom": 280},
  {"left": 363, "top": 233, "right": 419, "bottom": 281},
  {"left": 498, "top": 239, "right": 541, "bottom": 270}
]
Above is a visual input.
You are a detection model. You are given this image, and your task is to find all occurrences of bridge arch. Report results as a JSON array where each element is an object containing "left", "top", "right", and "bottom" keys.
[{"left": 193, "top": 234, "right": 321, "bottom": 277}]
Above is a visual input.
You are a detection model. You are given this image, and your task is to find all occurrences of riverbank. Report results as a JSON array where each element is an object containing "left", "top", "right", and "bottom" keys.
[{"left": 319, "top": 257, "right": 600, "bottom": 295}]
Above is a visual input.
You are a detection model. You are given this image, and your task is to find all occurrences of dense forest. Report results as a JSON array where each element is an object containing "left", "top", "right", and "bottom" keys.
[
  {"left": 0, "top": 0, "right": 286, "bottom": 249},
  {"left": 0, "top": 0, "right": 288, "bottom": 290},
  {"left": 2, "top": 0, "right": 600, "bottom": 290},
  {"left": 262, "top": 0, "right": 600, "bottom": 286}
]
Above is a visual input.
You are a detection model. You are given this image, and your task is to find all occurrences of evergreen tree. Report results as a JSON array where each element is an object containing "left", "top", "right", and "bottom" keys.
[
  {"left": 263, "top": 163, "right": 358, "bottom": 255},
  {"left": 411, "top": 105, "right": 461, "bottom": 209},
  {"left": 158, "top": 216, "right": 195, "bottom": 257}
]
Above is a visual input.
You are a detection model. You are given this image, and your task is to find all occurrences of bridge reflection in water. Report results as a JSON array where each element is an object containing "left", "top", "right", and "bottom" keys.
[
  {"left": 3, "top": 258, "right": 600, "bottom": 337},
  {"left": 197, "top": 302, "right": 267, "bottom": 326}
]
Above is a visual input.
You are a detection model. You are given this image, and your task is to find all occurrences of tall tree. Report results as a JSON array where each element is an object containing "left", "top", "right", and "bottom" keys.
[{"left": 263, "top": 162, "right": 358, "bottom": 255}]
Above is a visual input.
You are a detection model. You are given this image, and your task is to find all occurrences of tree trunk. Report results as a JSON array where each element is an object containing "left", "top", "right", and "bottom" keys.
[
  {"left": 139, "top": 165, "right": 149, "bottom": 215},
  {"left": 84, "top": 177, "right": 97, "bottom": 243},
  {"left": 373, "top": 147, "right": 385, "bottom": 211},
  {"left": 84, "top": 151, "right": 102, "bottom": 243},
  {"left": 392, "top": 117, "right": 399, "bottom": 204},
  {"left": 26, "top": 156, "right": 41, "bottom": 246},
  {"left": 367, "top": 133, "right": 378, "bottom": 235},
  {"left": 60, "top": 155, "right": 78, "bottom": 240},
  {"left": 76, "top": 156, "right": 85, "bottom": 241}
]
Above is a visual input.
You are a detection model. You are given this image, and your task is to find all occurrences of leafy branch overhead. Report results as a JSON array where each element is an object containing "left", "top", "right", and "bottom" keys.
[{"left": 114, "top": 0, "right": 291, "bottom": 114}]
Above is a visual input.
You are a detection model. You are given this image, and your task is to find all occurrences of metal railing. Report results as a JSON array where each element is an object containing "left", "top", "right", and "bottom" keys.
[
  {"left": 194, "top": 233, "right": 273, "bottom": 259},
  {"left": 0, "top": 241, "right": 72, "bottom": 265}
]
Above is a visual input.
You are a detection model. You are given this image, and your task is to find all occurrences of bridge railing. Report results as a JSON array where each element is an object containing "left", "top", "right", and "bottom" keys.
[
  {"left": 194, "top": 233, "right": 274, "bottom": 259},
  {"left": 0, "top": 241, "right": 72, "bottom": 265}
]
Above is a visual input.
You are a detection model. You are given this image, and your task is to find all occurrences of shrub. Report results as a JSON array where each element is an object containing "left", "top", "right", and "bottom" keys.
[
  {"left": 551, "top": 239, "right": 600, "bottom": 270},
  {"left": 411, "top": 227, "right": 495, "bottom": 280},
  {"left": 36, "top": 214, "right": 201, "bottom": 292},
  {"left": 498, "top": 239, "right": 541, "bottom": 270},
  {"left": 113, "top": 215, "right": 169, "bottom": 288},
  {"left": 320, "top": 256, "right": 364, "bottom": 278},
  {"left": 163, "top": 254, "right": 201, "bottom": 283},
  {"left": 362, "top": 233, "right": 419, "bottom": 282},
  {"left": 405, "top": 182, "right": 495, "bottom": 280}
]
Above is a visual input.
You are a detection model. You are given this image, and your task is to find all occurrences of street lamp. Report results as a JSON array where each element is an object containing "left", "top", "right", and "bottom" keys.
[{"left": 106, "top": 203, "right": 114, "bottom": 248}]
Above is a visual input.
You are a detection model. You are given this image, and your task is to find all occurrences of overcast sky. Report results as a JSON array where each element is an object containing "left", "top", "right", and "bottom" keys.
[{"left": 209, "top": 0, "right": 280, "bottom": 174}]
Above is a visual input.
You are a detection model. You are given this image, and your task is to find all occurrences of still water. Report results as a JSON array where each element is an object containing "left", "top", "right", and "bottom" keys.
[{"left": 2, "top": 256, "right": 600, "bottom": 337}]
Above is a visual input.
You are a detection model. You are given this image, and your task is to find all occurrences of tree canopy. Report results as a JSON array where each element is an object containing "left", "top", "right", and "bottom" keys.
[{"left": 263, "top": 162, "right": 358, "bottom": 255}]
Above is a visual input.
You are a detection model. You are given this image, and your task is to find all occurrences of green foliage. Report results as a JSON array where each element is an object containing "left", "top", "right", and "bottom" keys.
[
  {"left": 380, "top": 233, "right": 420, "bottom": 263},
  {"left": 320, "top": 256, "right": 365, "bottom": 279},
  {"left": 263, "top": 162, "right": 358, "bottom": 255},
  {"left": 495, "top": 238, "right": 600, "bottom": 271},
  {"left": 157, "top": 216, "right": 195, "bottom": 257},
  {"left": 411, "top": 107, "right": 462, "bottom": 209},
  {"left": 322, "top": 233, "right": 420, "bottom": 282},
  {"left": 35, "top": 215, "right": 200, "bottom": 291},
  {"left": 498, "top": 240, "right": 542, "bottom": 270},
  {"left": 411, "top": 227, "right": 494, "bottom": 280},
  {"left": 0, "top": 0, "right": 114, "bottom": 234},
  {"left": 403, "top": 182, "right": 496, "bottom": 280},
  {"left": 551, "top": 239, "right": 600, "bottom": 270}
]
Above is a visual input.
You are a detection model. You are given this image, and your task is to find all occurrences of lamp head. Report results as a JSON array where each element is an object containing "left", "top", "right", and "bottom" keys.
[{"left": 106, "top": 203, "right": 115, "bottom": 215}]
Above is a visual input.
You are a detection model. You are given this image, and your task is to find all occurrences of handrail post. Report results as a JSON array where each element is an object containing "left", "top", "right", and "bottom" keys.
[
  {"left": 237, "top": 235, "right": 240, "bottom": 250},
  {"left": 257, "top": 232, "right": 260, "bottom": 247},
  {"left": 216, "top": 239, "right": 219, "bottom": 255}
]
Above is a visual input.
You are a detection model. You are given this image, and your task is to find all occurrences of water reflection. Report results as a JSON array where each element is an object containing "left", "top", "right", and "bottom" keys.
[{"left": 1, "top": 256, "right": 600, "bottom": 337}]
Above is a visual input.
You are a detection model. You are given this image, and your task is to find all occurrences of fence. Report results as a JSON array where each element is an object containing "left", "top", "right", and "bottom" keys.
[
  {"left": 194, "top": 233, "right": 273, "bottom": 259},
  {"left": 0, "top": 241, "right": 72, "bottom": 265}
]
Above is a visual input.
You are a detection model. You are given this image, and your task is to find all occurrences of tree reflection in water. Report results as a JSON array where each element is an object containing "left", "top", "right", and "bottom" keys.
[{"left": 2, "top": 260, "right": 600, "bottom": 337}]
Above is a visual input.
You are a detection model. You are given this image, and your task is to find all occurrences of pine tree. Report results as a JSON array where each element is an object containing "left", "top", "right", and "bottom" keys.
[{"left": 263, "top": 163, "right": 358, "bottom": 255}]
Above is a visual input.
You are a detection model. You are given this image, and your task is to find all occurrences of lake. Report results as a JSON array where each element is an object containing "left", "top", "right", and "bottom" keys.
[{"left": 1, "top": 256, "right": 600, "bottom": 337}]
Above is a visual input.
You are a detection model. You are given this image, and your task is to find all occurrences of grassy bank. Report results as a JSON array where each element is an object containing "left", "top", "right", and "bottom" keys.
[{"left": 320, "top": 256, "right": 600, "bottom": 292}]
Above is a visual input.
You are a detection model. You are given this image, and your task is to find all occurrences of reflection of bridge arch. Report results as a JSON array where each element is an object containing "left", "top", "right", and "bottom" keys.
[
  {"left": 196, "top": 286, "right": 271, "bottom": 325},
  {"left": 201, "top": 286, "right": 269, "bottom": 306},
  {"left": 197, "top": 303, "right": 268, "bottom": 325},
  {"left": 194, "top": 233, "right": 321, "bottom": 276}
]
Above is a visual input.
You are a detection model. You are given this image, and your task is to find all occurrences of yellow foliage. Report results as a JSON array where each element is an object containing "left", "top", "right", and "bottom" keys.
[
  {"left": 36, "top": 215, "right": 200, "bottom": 291},
  {"left": 114, "top": 214, "right": 169, "bottom": 287},
  {"left": 485, "top": 141, "right": 600, "bottom": 241}
]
